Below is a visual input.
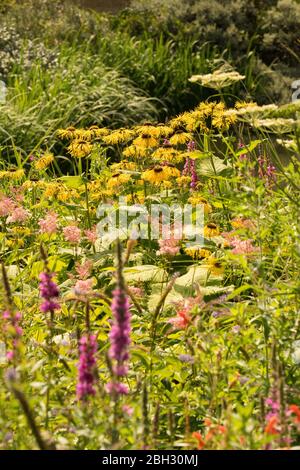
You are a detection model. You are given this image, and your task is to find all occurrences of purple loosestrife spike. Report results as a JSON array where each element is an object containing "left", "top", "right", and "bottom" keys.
[
  {"left": 182, "top": 157, "right": 190, "bottom": 176},
  {"left": 109, "top": 288, "right": 131, "bottom": 376},
  {"left": 76, "top": 334, "right": 97, "bottom": 400},
  {"left": 3, "top": 310, "right": 23, "bottom": 362},
  {"left": 238, "top": 141, "right": 247, "bottom": 161},
  {"left": 183, "top": 142, "right": 198, "bottom": 189},
  {"left": 107, "top": 240, "right": 131, "bottom": 396},
  {"left": 187, "top": 140, "right": 196, "bottom": 152},
  {"left": 39, "top": 272, "right": 60, "bottom": 313},
  {"left": 190, "top": 159, "right": 198, "bottom": 190}
]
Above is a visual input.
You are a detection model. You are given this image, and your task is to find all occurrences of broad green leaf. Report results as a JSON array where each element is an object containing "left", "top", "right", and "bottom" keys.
[
  {"left": 197, "top": 156, "right": 229, "bottom": 176},
  {"left": 235, "top": 139, "right": 261, "bottom": 157},
  {"left": 58, "top": 175, "right": 84, "bottom": 188},
  {"left": 124, "top": 265, "right": 168, "bottom": 284}
]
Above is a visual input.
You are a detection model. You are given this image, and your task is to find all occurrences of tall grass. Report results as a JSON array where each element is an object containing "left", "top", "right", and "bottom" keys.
[
  {"left": 93, "top": 32, "right": 217, "bottom": 117},
  {"left": 0, "top": 46, "right": 158, "bottom": 157}
]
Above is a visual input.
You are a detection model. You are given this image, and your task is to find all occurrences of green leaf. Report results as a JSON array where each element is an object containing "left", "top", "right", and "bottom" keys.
[
  {"left": 235, "top": 140, "right": 261, "bottom": 157},
  {"left": 124, "top": 265, "right": 168, "bottom": 284},
  {"left": 58, "top": 176, "right": 84, "bottom": 188},
  {"left": 174, "top": 264, "right": 223, "bottom": 295},
  {"left": 197, "top": 156, "right": 229, "bottom": 176}
]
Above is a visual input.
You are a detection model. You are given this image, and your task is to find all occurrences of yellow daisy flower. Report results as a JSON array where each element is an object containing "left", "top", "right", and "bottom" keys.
[
  {"left": 57, "top": 126, "right": 78, "bottom": 140},
  {"left": 204, "top": 223, "right": 220, "bottom": 238},
  {"left": 34, "top": 153, "right": 54, "bottom": 171},
  {"left": 152, "top": 147, "right": 184, "bottom": 163},
  {"left": 84, "top": 125, "right": 110, "bottom": 140},
  {"left": 10, "top": 226, "right": 31, "bottom": 236},
  {"left": 156, "top": 124, "right": 173, "bottom": 137},
  {"left": 22, "top": 180, "right": 36, "bottom": 190},
  {"left": 123, "top": 145, "right": 147, "bottom": 159},
  {"left": 169, "top": 131, "right": 193, "bottom": 146},
  {"left": 4, "top": 169, "right": 25, "bottom": 181},
  {"left": 169, "top": 111, "right": 193, "bottom": 130},
  {"left": 111, "top": 161, "right": 137, "bottom": 172},
  {"left": 188, "top": 195, "right": 212, "bottom": 215},
  {"left": 107, "top": 173, "right": 131, "bottom": 189},
  {"left": 103, "top": 128, "right": 135, "bottom": 145},
  {"left": 163, "top": 164, "right": 181, "bottom": 179},
  {"left": 142, "top": 166, "right": 168, "bottom": 184},
  {"left": 133, "top": 133, "right": 158, "bottom": 148},
  {"left": 135, "top": 123, "right": 160, "bottom": 138},
  {"left": 176, "top": 176, "right": 191, "bottom": 187},
  {"left": 43, "top": 182, "right": 60, "bottom": 198},
  {"left": 68, "top": 140, "right": 93, "bottom": 158},
  {"left": 184, "top": 247, "right": 211, "bottom": 259},
  {"left": 207, "top": 257, "right": 224, "bottom": 276}
]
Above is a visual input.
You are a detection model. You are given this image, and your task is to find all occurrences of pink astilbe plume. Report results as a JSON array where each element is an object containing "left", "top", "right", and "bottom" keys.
[
  {"left": 6, "top": 206, "right": 30, "bottom": 224},
  {"left": 38, "top": 212, "right": 58, "bottom": 235},
  {"left": 84, "top": 226, "right": 98, "bottom": 244},
  {"left": 0, "top": 196, "right": 15, "bottom": 217},
  {"left": 156, "top": 238, "right": 180, "bottom": 257},
  {"left": 63, "top": 224, "right": 81, "bottom": 244},
  {"left": 75, "top": 260, "right": 93, "bottom": 279},
  {"left": 74, "top": 278, "right": 94, "bottom": 297}
]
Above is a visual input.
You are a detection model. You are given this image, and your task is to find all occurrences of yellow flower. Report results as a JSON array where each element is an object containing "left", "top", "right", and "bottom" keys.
[
  {"left": 169, "top": 111, "right": 193, "bottom": 130},
  {"left": 57, "top": 188, "right": 79, "bottom": 202},
  {"left": 231, "top": 217, "right": 255, "bottom": 230},
  {"left": 57, "top": 126, "right": 78, "bottom": 140},
  {"left": 133, "top": 134, "right": 158, "bottom": 148},
  {"left": 152, "top": 147, "right": 184, "bottom": 163},
  {"left": 34, "top": 153, "right": 54, "bottom": 171},
  {"left": 163, "top": 164, "right": 181, "bottom": 179},
  {"left": 135, "top": 123, "right": 160, "bottom": 138},
  {"left": 212, "top": 107, "right": 237, "bottom": 131},
  {"left": 169, "top": 131, "right": 193, "bottom": 146},
  {"left": 6, "top": 238, "right": 25, "bottom": 248},
  {"left": 126, "top": 192, "right": 145, "bottom": 204},
  {"left": 163, "top": 180, "right": 173, "bottom": 189},
  {"left": 111, "top": 161, "right": 137, "bottom": 172},
  {"left": 207, "top": 257, "right": 224, "bottom": 276},
  {"left": 204, "top": 223, "right": 220, "bottom": 238},
  {"left": 176, "top": 176, "right": 191, "bottom": 187},
  {"left": 142, "top": 166, "right": 168, "bottom": 184},
  {"left": 68, "top": 140, "right": 93, "bottom": 158},
  {"left": 22, "top": 180, "right": 36, "bottom": 190},
  {"left": 184, "top": 247, "right": 211, "bottom": 259},
  {"left": 188, "top": 195, "right": 212, "bottom": 214},
  {"left": 3, "top": 169, "right": 26, "bottom": 181},
  {"left": 10, "top": 226, "right": 31, "bottom": 236},
  {"left": 156, "top": 124, "right": 173, "bottom": 137},
  {"left": 107, "top": 173, "right": 131, "bottom": 189},
  {"left": 85, "top": 126, "right": 110, "bottom": 140},
  {"left": 43, "top": 182, "right": 60, "bottom": 198},
  {"left": 123, "top": 145, "right": 147, "bottom": 158},
  {"left": 103, "top": 128, "right": 135, "bottom": 145}
]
